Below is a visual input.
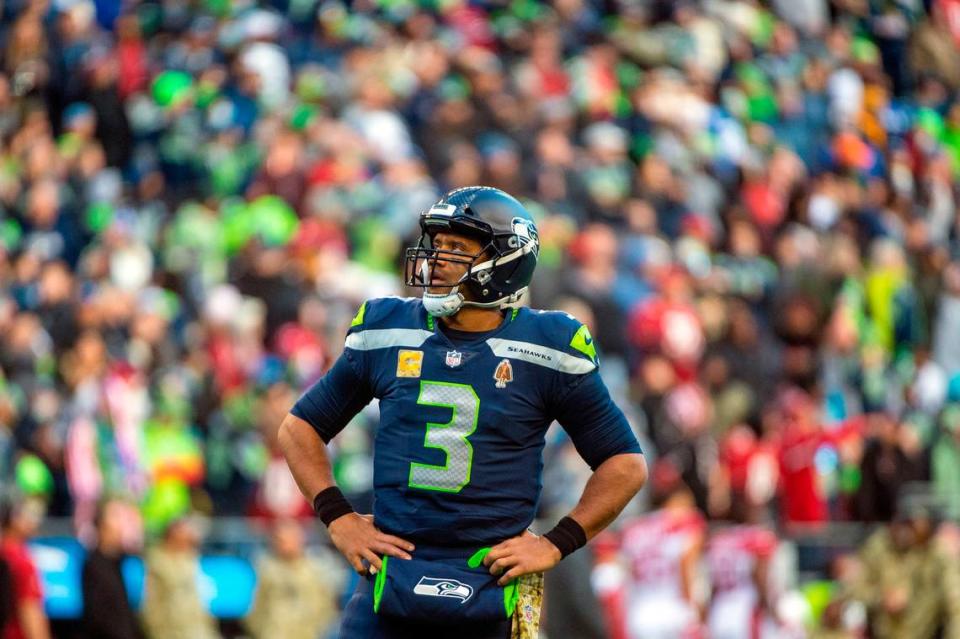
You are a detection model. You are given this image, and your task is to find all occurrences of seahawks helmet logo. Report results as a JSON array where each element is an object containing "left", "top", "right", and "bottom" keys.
[
  {"left": 508, "top": 217, "right": 540, "bottom": 253},
  {"left": 413, "top": 577, "right": 474, "bottom": 603}
]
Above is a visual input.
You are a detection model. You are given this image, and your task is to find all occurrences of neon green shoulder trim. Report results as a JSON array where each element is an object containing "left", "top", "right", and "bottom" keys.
[
  {"left": 570, "top": 324, "right": 598, "bottom": 364},
  {"left": 351, "top": 301, "right": 367, "bottom": 328}
]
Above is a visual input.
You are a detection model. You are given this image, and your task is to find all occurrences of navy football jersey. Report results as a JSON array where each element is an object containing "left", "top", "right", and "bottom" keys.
[{"left": 293, "top": 297, "right": 639, "bottom": 547}]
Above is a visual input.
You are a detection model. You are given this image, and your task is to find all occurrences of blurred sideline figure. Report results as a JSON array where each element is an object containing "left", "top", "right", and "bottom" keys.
[
  {"left": 707, "top": 504, "right": 790, "bottom": 639},
  {"left": 613, "top": 463, "right": 706, "bottom": 639},
  {"left": 0, "top": 497, "right": 49, "bottom": 639},
  {"left": 141, "top": 518, "right": 219, "bottom": 639},
  {"left": 80, "top": 499, "right": 143, "bottom": 639},
  {"left": 847, "top": 493, "right": 960, "bottom": 639},
  {"left": 245, "top": 519, "right": 339, "bottom": 639}
]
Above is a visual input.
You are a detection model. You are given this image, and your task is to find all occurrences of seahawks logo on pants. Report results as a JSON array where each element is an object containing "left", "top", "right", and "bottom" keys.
[{"left": 413, "top": 577, "right": 474, "bottom": 603}]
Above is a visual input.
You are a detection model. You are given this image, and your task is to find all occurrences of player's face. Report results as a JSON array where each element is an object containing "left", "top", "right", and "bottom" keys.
[{"left": 425, "top": 231, "right": 486, "bottom": 296}]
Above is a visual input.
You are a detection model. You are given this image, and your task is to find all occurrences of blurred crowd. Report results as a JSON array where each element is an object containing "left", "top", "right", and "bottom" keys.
[
  {"left": 1, "top": 497, "right": 344, "bottom": 639},
  {"left": 4, "top": 0, "right": 960, "bottom": 634}
]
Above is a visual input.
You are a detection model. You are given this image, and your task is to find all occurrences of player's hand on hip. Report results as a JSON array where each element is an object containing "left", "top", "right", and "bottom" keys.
[
  {"left": 328, "top": 513, "right": 415, "bottom": 575},
  {"left": 483, "top": 530, "right": 562, "bottom": 586}
]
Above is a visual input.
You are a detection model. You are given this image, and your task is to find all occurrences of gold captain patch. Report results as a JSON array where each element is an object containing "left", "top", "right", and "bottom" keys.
[{"left": 397, "top": 350, "right": 424, "bottom": 378}]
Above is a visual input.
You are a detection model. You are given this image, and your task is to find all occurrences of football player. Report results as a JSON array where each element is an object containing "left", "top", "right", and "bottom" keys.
[
  {"left": 707, "top": 517, "right": 783, "bottom": 639},
  {"left": 617, "top": 468, "right": 707, "bottom": 639},
  {"left": 278, "top": 187, "right": 647, "bottom": 638}
]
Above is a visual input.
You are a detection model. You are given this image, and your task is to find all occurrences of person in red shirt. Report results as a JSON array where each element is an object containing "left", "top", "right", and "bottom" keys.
[
  {"left": 0, "top": 498, "right": 49, "bottom": 639},
  {"left": 775, "top": 389, "right": 830, "bottom": 526},
  {"left": 715, "top": 423, "right": 780, "bottom": 523}
]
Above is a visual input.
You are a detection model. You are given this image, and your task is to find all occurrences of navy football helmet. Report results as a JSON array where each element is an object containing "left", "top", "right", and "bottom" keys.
[{"left": 404, "top": 186, "right": 539, "bottom": 317}]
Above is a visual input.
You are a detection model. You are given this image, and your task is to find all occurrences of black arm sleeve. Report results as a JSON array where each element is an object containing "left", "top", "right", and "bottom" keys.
[
  {"left": 291, "top": 349, "right": 375, "bottom": 442},
  {"left": 553, "top": 371, "right": 642, "bottom": 471}
]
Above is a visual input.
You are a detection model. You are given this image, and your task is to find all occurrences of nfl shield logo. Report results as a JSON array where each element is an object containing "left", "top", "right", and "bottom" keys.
[{"left": 445, "top": 350, "right": 462, "bottom": 368}]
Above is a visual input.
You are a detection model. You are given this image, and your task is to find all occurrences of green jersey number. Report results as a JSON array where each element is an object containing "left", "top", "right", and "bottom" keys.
[{"left": 408, "top": 381, "right": 479, "bottom": 493}]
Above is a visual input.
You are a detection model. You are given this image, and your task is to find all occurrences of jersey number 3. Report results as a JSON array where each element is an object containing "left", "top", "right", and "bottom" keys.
[{"left": 408, "top": 381, "right": 479, "bottom": 493}]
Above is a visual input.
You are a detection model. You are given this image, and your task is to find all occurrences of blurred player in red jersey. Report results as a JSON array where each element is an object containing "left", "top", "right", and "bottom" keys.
[
  {"left": 591, "top": 531, "right": 629, "bottom": 639},
  {"left": 0, "top": 497, "right": 49, "bottom": 639},
  {"left": 618, "top": 461, "right": 707, "bottom": 639},
  {"left": 706, "top": 492, "right": 809, "bottom": 639}
]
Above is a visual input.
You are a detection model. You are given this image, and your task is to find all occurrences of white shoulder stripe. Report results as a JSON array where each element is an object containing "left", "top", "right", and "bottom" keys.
[
  {"left": 486, "top": 338, "right": 596, "bottom": 374},
  {"left": 345, "top": 328, "right": 434, "bottom": 351}
]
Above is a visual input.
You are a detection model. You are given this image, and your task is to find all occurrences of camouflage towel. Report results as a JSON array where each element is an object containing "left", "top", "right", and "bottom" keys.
[{"left": 511, "top": 572, "right": 544, "bottom": 639}]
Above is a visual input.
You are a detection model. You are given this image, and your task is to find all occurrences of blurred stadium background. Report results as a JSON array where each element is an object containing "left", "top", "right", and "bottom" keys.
[{"left": 3, "top": 0, "right": 960, "bottom": 637}]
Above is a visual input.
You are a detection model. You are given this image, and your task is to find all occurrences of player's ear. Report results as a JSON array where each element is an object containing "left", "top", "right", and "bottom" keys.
[{"left": 474, "top": 245, "right": 493, "bottom": 262}]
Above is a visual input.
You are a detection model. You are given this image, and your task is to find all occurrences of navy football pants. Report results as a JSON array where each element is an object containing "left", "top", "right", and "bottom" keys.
[{"left": 339, "top": 574, "right": 512, "bottom": 639}]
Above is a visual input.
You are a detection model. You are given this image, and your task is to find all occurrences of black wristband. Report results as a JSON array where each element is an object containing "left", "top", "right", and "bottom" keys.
[
  {"left": 312, "top": 487, "right": 354, "bottom": 526},
  {"left": 543, "top": 516, "right": 588, "bottom": 559}
]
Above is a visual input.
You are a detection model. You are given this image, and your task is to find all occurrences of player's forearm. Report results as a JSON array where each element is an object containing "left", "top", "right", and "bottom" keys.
[
  {"left": 277, "top": 413, "right": 336, "bottom": 501},
  {"left": 568, "top": 452, "right": 647, "bottom": 540}
]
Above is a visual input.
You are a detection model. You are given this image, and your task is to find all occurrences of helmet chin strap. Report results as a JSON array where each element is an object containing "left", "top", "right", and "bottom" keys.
[
  {"left": 422, "top": 285, "right": 529, "bottom": 318},
  {"left": 421, "top": 257, "right": 467, "bottom": 317},
  {"left": 422, "top": 287, "right": 465, "bottom": 317}
]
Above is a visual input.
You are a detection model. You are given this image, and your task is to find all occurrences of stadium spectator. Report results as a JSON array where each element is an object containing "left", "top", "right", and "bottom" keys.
[
  {"left": 775, "top": 389, "right": 832, "bottom": 527},
  {"left": 855, "top": 412, "right": 928, "bottom": 522},
  {"left": 0, "top": 549, "right": 12, "bottom": 638},
  {"left": 0, "top": 555, "right": 11, "bottom": 639},
  {"left": 141, "top": 518, "right": 218, "bottom": 639},
  {"left": 932, "top": 405, "right": 960, "bottom": 520},
  {"left": 244, "top": 519, "right": 340, "bottom": 639},
  {"left": 808, "top": 599, "right": 857, "bottom": 639},
  {"left": 80, "top": 499, "right": 143, "bottom": 639},
  {"left": 0, "top": 497, "right": 48, "bottom": 639}
]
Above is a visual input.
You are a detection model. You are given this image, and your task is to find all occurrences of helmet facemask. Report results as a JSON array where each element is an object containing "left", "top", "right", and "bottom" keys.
[{"left": 404, "top": 229, "right": 496, "bottom": 317}]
